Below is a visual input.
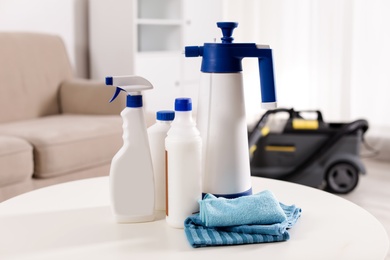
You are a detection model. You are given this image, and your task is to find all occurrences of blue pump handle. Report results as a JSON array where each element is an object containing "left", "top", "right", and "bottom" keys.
[
  {"left": 255, "top": 48, "right": 277, "bottom": 104},
  {"left": 217, "top": 22, "right": 237, "bottom": 43},
  {"left": 225, "top": 44, "right": 276, "bottom": 103}
]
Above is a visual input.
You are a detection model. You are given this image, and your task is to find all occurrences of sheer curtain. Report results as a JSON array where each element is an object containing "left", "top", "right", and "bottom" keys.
[{"left": 223, "top": 0, "right": 390, "bottom": 141}]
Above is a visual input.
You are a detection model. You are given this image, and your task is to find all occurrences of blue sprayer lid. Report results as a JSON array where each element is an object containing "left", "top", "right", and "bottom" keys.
[
  {"left": 156, "top": 110, "right": 175, "bottom": 121},
  {"left": 175, "top": 98, "right": 192, "bottom": 111},
  {"left": 127, "top": 95, "right": 142, "bottom": 108},
  {"left": 184, "top": 22, "right": 277, "bottom": 105}
]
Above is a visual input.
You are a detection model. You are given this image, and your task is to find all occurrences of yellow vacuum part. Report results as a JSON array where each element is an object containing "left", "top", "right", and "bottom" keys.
[
  {"left": 250, "top": 145, "right": 257, "bottom": 156},
  {"left": 265, "top": 145, "right": 296, "bottom": 152},
  {"left": 261, "top": 126, "right": 270, "bottom": 136},
  {"left": 292, "top": 119, "right": 319, "bottom": 130}
]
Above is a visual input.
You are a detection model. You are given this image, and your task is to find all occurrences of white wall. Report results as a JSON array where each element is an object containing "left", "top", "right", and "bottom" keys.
[
  {"left": 349, "top": 1, "right": 390, "bottom": 138},
  {"left": 0, "top": 0, "right": 89, "bottom": 78}
]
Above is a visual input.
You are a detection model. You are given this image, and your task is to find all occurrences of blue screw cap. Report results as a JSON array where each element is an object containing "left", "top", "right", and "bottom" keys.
[
  {"left": 127, "top": 95, "right": 142, "bottom": 108},
  {"left": 156, "top": 110, "right": 175, "bottom": 121},
  {"left": 175, "top": 98, "right": 192, "bottom": 111}
]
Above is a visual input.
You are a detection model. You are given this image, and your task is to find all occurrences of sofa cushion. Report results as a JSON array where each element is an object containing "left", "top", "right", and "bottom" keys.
[
  {"left": 0, "top": 136, "right": 33, "bottom": 187},
  {"left": 0, "top": 32, "right": 73, "bottom": 123},
  {"left": 0, "top": 115, "right": 122, "bottom": 178}
]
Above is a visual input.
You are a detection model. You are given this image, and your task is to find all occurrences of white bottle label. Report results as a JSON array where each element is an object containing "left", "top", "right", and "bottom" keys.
[{"left": 165, "top": 139, "right": 201, "bottom": 228}]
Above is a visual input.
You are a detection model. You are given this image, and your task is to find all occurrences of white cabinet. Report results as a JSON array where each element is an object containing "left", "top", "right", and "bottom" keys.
[{"left": 89, "top": 0, "right": 223, "bottom": 116}]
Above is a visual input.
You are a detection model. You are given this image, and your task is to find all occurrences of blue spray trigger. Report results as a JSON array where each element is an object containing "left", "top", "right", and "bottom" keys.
[{"left": 109, "top": 87, "right": 127, "bottom": 103}]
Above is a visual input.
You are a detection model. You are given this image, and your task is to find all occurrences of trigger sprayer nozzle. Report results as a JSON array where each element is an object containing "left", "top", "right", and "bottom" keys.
[{"left": 105, "top": 75, "right": 154, "bottom": 106}]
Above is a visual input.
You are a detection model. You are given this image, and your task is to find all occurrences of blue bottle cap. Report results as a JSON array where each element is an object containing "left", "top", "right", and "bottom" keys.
[
  {"left": 156, "top": 110, "right": 175, "bottom": 121},
  {"left": 175, "top": 98, "right": 192, "bottom": 111},
  {"left": 127, "top": 95, "right": 142, "bottom": 108}
]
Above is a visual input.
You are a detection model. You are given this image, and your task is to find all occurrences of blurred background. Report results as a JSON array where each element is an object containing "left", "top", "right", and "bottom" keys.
[{"left": 1, "top": 0, "right": 389, "bottom": 154}]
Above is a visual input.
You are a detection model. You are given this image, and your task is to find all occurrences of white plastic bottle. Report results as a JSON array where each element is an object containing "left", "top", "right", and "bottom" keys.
[
  {"left": 147, "top": 110, "right": 175, "bottom": 211},
  {"left": 165, "top": 98, "right": 202, "bottom": 228},
  {"left": 106, "top": 75, "right": 155, "bottom": 223}
]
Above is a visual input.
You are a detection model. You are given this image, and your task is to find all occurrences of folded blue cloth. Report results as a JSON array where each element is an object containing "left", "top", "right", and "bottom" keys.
[
  {"left": 199, "top": 190, "right": 287, "bottom": 227},
  {"left": 184, "top": 191, "right": 302, "bottom": 248}
]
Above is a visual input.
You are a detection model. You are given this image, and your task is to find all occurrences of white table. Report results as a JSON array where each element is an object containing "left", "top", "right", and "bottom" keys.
[{"left": 0, "top": 177, "right": 388, "bottom": 260}]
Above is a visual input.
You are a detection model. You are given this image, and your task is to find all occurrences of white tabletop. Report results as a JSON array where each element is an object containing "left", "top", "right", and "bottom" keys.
[{"left": 0, "top": 176, "right": 388, "bottom": 260}]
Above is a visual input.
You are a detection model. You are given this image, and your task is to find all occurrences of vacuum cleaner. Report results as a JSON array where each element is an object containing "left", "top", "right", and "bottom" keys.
[{"left": 249, "top": 108, "right": 369, "bottom": 194}]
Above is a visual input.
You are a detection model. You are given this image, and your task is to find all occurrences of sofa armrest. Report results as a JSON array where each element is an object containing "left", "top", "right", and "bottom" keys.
[{"left": 59, "top": 79, "right": 125, "bottom": 115}]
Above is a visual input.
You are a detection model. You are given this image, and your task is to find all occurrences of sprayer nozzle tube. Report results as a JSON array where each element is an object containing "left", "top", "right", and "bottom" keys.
[{"left": 185, "top": 46, "right": 203, "bottom": 57}]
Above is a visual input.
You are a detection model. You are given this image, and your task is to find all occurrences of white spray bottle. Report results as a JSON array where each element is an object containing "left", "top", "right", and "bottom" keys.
[
  {"left": 185, "top": 22, "right": 277, "bottom": 198},
  {"left": 106, "top": 75, "right": 155, "bottom": 223}
]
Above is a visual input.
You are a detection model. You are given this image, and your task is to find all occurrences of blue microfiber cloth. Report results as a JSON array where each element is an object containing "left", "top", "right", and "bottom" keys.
[
  {"left": 199, "top": 190, "right": 287, "bottom": 227},
  {"left": 184, "top": 191, "right": 302, "bottom": 248}
]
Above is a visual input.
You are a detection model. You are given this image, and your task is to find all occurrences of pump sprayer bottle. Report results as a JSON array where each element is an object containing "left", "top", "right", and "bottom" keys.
[
  {"left": 185, "top": 22, "right": 277, "bottom": 198},
  {"left": 106, "top": 75, "right": 155, "bottom": 223}
]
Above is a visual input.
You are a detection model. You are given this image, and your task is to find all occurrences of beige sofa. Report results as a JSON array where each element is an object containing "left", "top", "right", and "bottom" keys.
[{"left": 0, "top": 32, "right": 125, "bottom": 202}]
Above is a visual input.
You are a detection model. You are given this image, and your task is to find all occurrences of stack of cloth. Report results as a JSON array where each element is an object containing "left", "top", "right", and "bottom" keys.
[{"left": 184, "top": 190, "right": 302, "bottom": 248}]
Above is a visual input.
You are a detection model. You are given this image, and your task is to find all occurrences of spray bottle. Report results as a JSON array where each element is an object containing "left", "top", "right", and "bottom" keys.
[
  {"left": 185, "top": 22, "right": 277, "bottom": 198},
  {"left": 106, "top": 75, "right": 155, "bottom": 223}
]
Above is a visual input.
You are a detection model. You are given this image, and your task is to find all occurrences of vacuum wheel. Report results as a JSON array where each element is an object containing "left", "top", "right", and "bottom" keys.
[{"left": 326, "top": 162, "right": 359, "bottom": 194}]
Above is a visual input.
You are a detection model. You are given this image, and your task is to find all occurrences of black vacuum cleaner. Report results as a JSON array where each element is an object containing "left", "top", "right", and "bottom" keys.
[{"left": 249, "top": 108, "right": 369, "bottom": 194}]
